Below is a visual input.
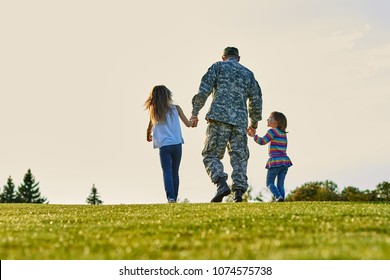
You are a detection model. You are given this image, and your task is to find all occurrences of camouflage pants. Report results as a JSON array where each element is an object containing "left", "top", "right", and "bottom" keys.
[{"left": 202, "top": 121, "right": 249, "bottom": 192}]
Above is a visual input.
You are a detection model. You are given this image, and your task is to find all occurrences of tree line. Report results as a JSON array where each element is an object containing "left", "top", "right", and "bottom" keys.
[
  {"left": 219, "top": 180, "right": 390, "bottom": 202},
  {"left": 285, "top": 180, "right": 390, "bottom": 202},
  {"left": 0, "top": 169, "right": 47, "bottom": 203},
  {"left": 0, "top": 169, "right": 103, "bottom": 205},
  {"left": 1, "top": 170, "right": 388, "bottom": 203}
]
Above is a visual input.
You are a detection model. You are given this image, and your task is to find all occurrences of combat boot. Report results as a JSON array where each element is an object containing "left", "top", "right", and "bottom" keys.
[
  {"left": 234, "top": 189, "right": 243, "bottom": 202},
  {"left": 211, "top": 178, "right": 231, "bottom": 202}
]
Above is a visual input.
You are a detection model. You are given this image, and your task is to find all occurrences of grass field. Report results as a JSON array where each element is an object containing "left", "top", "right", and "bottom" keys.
[{"left": 1, "top": 202, "right": 389, "bottom": 260}]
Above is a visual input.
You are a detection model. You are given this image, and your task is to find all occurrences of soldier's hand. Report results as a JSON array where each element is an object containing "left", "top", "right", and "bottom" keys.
[
  {"left": 190, "top": 115, "right": 199, "bottom": 128},
  {"left": 247, "top": 127, "right": 255, "bottom": 137}
]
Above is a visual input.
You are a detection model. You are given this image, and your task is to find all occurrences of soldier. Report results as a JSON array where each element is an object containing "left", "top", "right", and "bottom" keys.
[{"left": 191, "top": 47, "right": 263, "bottom": 202}]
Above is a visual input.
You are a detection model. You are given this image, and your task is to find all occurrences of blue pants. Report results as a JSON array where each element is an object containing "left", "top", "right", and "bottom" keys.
[
  {"left": 159, "top": 144, "right": 182, "bottom": 201},
  {"left": 266, "top": 166, "right": 289, "bottom": 199}
]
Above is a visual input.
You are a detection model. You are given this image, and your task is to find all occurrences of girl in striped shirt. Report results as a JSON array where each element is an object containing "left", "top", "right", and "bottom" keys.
[{"left": 248, "top": 111, "right": 292, "bottom": 202}]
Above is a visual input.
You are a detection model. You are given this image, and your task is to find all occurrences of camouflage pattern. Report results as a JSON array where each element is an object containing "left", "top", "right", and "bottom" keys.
[
  {"left": 202, "top": 121, "right": 249, "bottom": 191},
  {"left": 192, "top": 57, "right": 263, "bottom": 128},
  {"left": 192, "top": 56, "right": 262, "bottom": 191}
]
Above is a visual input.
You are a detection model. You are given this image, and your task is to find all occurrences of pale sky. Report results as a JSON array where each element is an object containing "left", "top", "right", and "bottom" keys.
[{"left": 1, "top": 0, "right": 389, "bottom": 204}]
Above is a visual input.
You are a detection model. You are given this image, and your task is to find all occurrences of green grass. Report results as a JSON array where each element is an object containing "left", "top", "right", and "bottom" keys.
[{"left": 1, "top": 202, "right": 389, "bottom": 259}]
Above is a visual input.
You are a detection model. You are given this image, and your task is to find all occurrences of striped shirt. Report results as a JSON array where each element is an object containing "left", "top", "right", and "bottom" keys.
[{"left": 253, "top": 128, "right": 293, "bottom": 169}]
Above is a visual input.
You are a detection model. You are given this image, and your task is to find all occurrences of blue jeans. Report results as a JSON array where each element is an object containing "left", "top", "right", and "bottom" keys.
[
  {"left": 266, "top": 166, "right": 289, "bottom": 199},
  {"left": 159, "top": 144, "right": 182, "bottom": 201}
]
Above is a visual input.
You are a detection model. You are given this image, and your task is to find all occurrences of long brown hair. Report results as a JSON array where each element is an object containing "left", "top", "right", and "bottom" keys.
[
  {"left": 271, "top": 111, "right": 288, "bottom": 133},
  {"left": 144, "top": 85, "right": 173, "bottom": 124}
]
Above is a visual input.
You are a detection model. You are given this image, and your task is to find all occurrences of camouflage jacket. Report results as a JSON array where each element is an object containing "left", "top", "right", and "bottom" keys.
[{"left": 192, "top": 57, "right": 263, "bottom": 128}]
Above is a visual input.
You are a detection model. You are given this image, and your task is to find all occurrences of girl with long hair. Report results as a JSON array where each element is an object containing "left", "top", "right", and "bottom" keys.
[{"left": 145, "top": 85, "right": 192, "bottom": 203}]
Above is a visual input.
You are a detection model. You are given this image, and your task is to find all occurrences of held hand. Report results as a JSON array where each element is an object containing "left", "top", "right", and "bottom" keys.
[
  {"left": 190, "top": 115, "right": 199, "bottom": 128},
  {"left": 247, "top": 127, "right": 256, "bottom": 137}
]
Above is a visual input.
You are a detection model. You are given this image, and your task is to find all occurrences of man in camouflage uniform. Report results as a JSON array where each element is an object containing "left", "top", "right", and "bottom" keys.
[{"left": 191, "top": 47, "right": 263, "bottom": 202}]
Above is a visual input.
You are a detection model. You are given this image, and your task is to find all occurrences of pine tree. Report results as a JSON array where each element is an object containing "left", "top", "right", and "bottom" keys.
[
  {"left": 0, "top": 176, "right": 17, "bottom": 203},
  {"left": 16, "top": 169, "right": 48, "bottom": 203},
  {"left": 86, "top": 184, "right": 103, "bottom": 205}
]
